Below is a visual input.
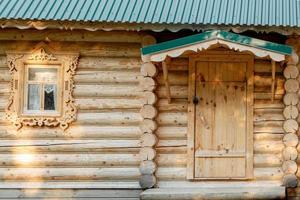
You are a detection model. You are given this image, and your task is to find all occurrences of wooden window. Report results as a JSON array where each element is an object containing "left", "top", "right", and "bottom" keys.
[
  {"left": 23, "top": 65, "right": 61, "bottom": 116},
  {"left": 187, "top": 53, "right": 254, "bottom": 180},
  {"left": 5, "top": 42, "right": 79, "bottom": 130}
]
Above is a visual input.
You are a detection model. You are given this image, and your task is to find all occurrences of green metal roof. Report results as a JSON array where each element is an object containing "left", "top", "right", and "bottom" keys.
[
  {"left": 0, "top": 0, "right": 300, "bottom": 28},
  {"left": 142, "top": 30, "right": 293, "bottom": 56}
]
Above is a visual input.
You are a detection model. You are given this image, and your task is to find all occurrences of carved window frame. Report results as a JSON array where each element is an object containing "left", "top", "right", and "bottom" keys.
[{"left": 5, "top": 42, "right": 79, "bottom": 130}]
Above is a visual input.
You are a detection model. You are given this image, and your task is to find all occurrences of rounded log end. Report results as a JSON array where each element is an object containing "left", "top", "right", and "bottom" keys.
[
  {"left": 283, "top": 119, "right": 299, "bottom": 134},
  {"left": 283, "top": 146, "right": 298, "bottom": 161},
  {"left": 284, "top": 65, "right": 299, "bottom": 79},
  {"left": 141, "top": 62, "right": 157, "bottom": 77},
  {"left": 140, "top": 119, "right": 157, "bottom": 133},
  {"left": 139, "top": 147, "right": 156, "bottom": 161},
  {"left": 283, "top": 174, "right": 298, "bottom": 188},
  {"left": 142, "top": 91, "right": 157, "bottom": 105},
  {"left": 282, "top": 160, "right": 298, "bottom": 174},
  {"left": 141, "top": 133, "right": 157, "bottom": 147},
  {"left": 284, "top": 79, "right": 299, "bottom": 93},
  {"left": 284, "top": 93, "right": 299, "bottom": 106},
  {"left": 140, "top": 105, "right": 157, "bottom": 119},
  {"left": 140, "top": 160, "right": 157, "bottom": 175},
  {"left": 139, "top": 174, "right": 156, "bottom": 189},
  {"left": 283, "top": 133, "right": 299, "bottom": 147}
]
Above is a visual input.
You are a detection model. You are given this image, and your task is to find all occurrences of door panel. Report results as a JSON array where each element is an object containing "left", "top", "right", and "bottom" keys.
[{"left": 194, "top": 60, "right": 249, "bottom": 179}]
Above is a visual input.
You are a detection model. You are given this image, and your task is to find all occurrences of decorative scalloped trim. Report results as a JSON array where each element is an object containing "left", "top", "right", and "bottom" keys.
[
  {"left": 0, "top": 20, "right": 300, "bottom": 35},
  {"left": 142, "top": 39, "right": 286, "bottom": 62},
  {"left": 5, "top": 44, "right": 79, "bottom": 131}
]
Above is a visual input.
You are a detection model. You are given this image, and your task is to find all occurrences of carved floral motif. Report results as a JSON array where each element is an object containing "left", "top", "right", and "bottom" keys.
[{"left": 5, "top": 44, "right": 79, "bottom": 130}]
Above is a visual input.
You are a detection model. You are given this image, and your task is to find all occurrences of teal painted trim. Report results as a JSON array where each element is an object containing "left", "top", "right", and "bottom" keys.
[{"left": 141, "top": 30, "right": 293, "bottom": 56}]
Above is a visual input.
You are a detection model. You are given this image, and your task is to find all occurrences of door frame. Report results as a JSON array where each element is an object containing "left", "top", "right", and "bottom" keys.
[{"left": 187, "top": 51, "right": 254, "bottom": 180}]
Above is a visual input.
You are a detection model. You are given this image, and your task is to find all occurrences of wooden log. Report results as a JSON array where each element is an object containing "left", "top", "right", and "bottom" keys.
[
  {"left": 254, "top": 100, "right": 284, "bottom": 109},
  {"left": 283, "top": 174, "right": 298, "bottom": 188},
  {"left": 142, "top": 91, "right": 157, "bottom": 105},
  {"left": 140, "top": 187, "right": 285, "bottom": 200},
  {"left": 142, "top": 35, "right": 156, "bottom": 46},
  {"left": 254, "top": 154, "right": 282, "bottom": 167},
  {"left": 287, "top": 52, "right": 299, "bottom": 65},
  {"left": 139, "top": 174, "right": 156, "bottom": 189},
  {"left": 157, "top": 99, "right": 188, "bottom": 112},
  {"left": 74, "top": 84, "right": 142, "bottom": 97},
  {"left": 283, "top": 119, "right": 299, "bottom": 134},
  {"left": 141, "top": 133, "right": 157, "bottom": 147},
  {"left": 140, "top": 77, "right": 156, "bottom": 92},
  {"left": 0, "top": 139, "right": 141, "bottom": 152},
  {"left": 140, "top": 119, "right": 157, "bottom": 133},
  {"left": 75, "top": 112, "right": 142, "bottom": 125},
  {"left": 140, "top": 105, "right": 157, "bottom": 119},
  {"left": 284, "top": 65, "right": 299, "bottom": 79},
  {"left": 156, "top": 72, "right": 188, "bottom": 86},
  {"left": 254, "top": 60, "right": 283, "bottom": 73},
  {"left": 254, "top": 112, "right": 284, "bottom": 122},
  {"left": 139, "top": 147, "right": 156, "bottom": 161},
  {"left": 0, "top": 125, "right": 142, "bottom": 139},
  {"left": 0, "top": 181, "right": 140, "bottom": 189},
  {"left": 254, "top": 75, "right": 284, "bottom": 87},
  {"left": 156, "top": 112, "right": 187, "bottom": 126},
  {"left": 283, "top": 146, "right": 298, "bottom": 160},
  {"left": 162, "top": 60, "right": 171, "bottom": 103},
  {"left": 0, "top": 153, "right": 139, "bottom": 167},
  {"left": 283, "top": 105, "right": 299, "bottom": 119},
  {"left": 141, "top": 62, "right": 157, "bottom": 77},
  {"left": 254, "top": 133, "right": 283, "bottom": 141},
  {"left": 78, "top": 57, "right": 141, "bottom": 70},
  {"left": 254, "top": 121, "right": 284, "bottom": 133},
  {"left": 282, "top": 160, "right": 298, "bottom": 174},
  {"left": 254, "top": 93, "right": 283, "bottom": 100},
  {"left": 74, "top": 71, "right": 140, "bottom": 83},
  {"left": 283, "top": 133, "right": 299, "bottom": 147},
  {"left": 156, "top": 126, "right": 187, "bottom": 139},
  {"left": 0, "top": 167, "right": 140, "bottom": 180},
  {"left": 0, "top": 29, "right": 146, "bottom": 43},
  {"left": 0, "top": 188, "right": 141, "bottom": 198},
  {"left": 0, "top": 41, "right": 142, "bottom": 57},
  {"left": 140, "top": 161, "right": 157, "bottom": 175},
  {"left": 254, "top": 140, "right": 284, "bottom": 153},
  {"left": 156, "top": 154, "right": 187, "bottom": 167},
  {"left": 156, "top": 167, "right": 283, "bottom": 180},
  {"left": 156, "top": 86, "right": 188, "bottom": 99},
  {"left": 156, "top": 153, "right": 282, "bottom": 168},
  {"left": 75, "top": 98, "right": 142, "bottom": 110},
  {"left": 284, "top": 79, "right": 299, "bottom": 93},
  {"left": 283, "top": 93, "right": 299, "bottom": 105}
]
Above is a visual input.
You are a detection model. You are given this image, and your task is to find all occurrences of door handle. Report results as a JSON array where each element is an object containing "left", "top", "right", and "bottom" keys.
[{"left": 193, "top": 96, "right": 199, "bottom": 104}]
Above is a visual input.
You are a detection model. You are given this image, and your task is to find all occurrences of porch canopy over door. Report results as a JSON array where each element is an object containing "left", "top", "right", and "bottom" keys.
[
  {"left": 142, "top": 30, "right": 292, "bottom": 62},
  {"left": 138, "top": 30, "right": 299, "bottom": 193},
  {"left": 141, "top": 30, "right": 293, "bottom": 103}
]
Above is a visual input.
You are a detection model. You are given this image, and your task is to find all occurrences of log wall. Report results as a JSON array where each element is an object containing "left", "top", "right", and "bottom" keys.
[
  {"left": 154, "top": 56, "right": 285, "bottom": 188},
  {"left": 0, "top": 31, "right": 146, "bottom": 199}
]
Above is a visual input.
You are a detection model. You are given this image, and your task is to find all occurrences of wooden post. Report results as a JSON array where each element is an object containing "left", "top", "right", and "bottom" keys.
[
  {"left": 139, "top": 35, "right": 158, "bottom": 189},
  {"left": 271, "top": 60, "right": 276, "bottom": 102},
  {"left": 162, "top": 58, "right": 171, "bottom": 103},
  {"left": 282, "top": 48, "right": 300, "bottom": 188}
]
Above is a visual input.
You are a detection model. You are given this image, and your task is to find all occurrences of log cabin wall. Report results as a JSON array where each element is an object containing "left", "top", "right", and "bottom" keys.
[
  {"left": 286, "top": 36, "right": 300, "bottom": 200},
  {"left": 155, "top": 55, "right": 285, "bottom": 188},
  {"left": 0, "top": 30, "right": 147, "bottom": 199}
]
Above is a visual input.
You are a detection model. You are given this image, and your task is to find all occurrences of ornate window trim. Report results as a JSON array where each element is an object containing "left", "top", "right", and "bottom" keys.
[{"left": 5, "top": 42, "right": 79, "bottom": 130}]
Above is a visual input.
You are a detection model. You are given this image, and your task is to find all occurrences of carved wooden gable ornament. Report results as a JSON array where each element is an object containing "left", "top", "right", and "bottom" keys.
[{"left": 5, "top": 42, "right": 79, "bottom": 130}]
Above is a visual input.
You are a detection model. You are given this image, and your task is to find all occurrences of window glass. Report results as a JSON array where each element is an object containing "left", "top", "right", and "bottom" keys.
[
  {"left": 27, "top": 84, "right": 40, "bottom": 110},
  {"left": 28, "top": 68, "right": 57, "bottom": 82},
  {"left": 25, "top": 65, "right": 59, "bottom": 113},
  {"left": 44, "top": 84, "right": 56, "bottom": 110}
]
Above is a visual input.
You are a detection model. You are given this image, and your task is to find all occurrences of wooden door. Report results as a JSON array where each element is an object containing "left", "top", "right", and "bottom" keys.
[{"left": 187, "top": 54, "right": 253, "bottom": 180}]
